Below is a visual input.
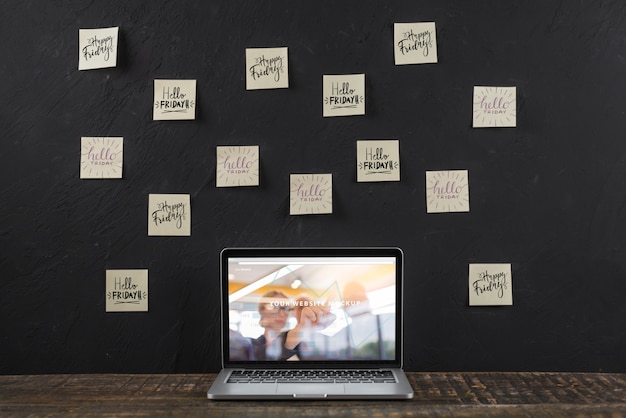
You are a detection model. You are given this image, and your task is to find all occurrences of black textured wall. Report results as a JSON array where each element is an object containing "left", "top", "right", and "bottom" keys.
[{"left": 2, "top": 0, "right": 626, "bottom": 374}]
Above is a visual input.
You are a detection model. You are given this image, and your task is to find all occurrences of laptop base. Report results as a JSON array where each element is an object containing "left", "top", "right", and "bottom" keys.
[{"left": 208, "top": 368, "right": 414, "bottom": 400}]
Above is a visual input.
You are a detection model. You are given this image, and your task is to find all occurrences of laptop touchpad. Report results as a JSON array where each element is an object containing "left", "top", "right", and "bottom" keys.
[{"left": 276, "top": 384, "right": 345, "bottom": 395}]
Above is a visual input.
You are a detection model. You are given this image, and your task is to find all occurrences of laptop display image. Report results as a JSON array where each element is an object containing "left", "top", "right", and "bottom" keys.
[{"left": 208, "top": 247, "right": 414, "bottom": 400}]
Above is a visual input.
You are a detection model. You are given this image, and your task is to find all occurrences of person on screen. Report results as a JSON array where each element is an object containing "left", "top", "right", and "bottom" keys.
[
  {"left": 284, "top": 295, "right": 331, "bottom": 360},
  {"left": 252, "top": 291, "right": 330, "bottom": 361},
  {"left": 252, "top": 290, "right": 292, "bottom": 360}
]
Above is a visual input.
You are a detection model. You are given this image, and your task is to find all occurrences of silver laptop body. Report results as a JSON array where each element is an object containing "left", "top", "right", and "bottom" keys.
[{"left": 208, "top": 247, "right": 414, "bottom": 400}]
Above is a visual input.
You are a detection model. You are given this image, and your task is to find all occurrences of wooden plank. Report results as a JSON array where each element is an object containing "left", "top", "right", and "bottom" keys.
[{"left": 0, "top": 373, "right": 624, "bottom": 417}]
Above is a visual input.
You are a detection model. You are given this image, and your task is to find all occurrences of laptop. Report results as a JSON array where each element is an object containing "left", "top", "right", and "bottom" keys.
[{"left": 207, "top": 247, "right": 414, "bottom": 400}]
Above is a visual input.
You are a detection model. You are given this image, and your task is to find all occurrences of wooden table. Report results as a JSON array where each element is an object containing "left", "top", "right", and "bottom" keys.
[{"left": 1, "top": 372, "right": 625, "bottom": 417}]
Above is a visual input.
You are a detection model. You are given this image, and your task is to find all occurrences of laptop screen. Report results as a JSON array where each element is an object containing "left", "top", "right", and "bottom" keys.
[{"left": 222, "top": 248, "right": 403, "bottom": 367}]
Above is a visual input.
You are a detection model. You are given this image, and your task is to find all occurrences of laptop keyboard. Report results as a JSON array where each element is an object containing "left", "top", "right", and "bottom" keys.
[{"left": 227, "top": 369, "right": 397, "bottom": 384}]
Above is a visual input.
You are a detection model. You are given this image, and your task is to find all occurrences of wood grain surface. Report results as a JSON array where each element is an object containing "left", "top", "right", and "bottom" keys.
[{"left": 1, "top": 372, "right": 625, "bottom": 417}]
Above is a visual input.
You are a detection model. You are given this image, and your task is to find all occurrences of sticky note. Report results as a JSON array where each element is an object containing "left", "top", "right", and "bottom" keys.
[
  {"left": 216, "top": 146, "right": 260, "bottom": 187},
  {"left": 106, "top": 269, "right": 148, "bottom": 312},
  {"left": 80, "top": 137, "right": 123, "bottom": 179},
  {"left": 153, "top": 79, "right": 197, "bottom": 120},
  {"left": 148, "top": 194, "right": 191, "bottom": 236},
  {"left": 473, "top": 86, "right": 517, "bottom": 128},
  {"left": 323, "top": 74, "right": 365, "bottom": 117},
  {"left": 246, "top": 47, "right": 289, "bottom": 90},
  {"left": 394, "top": 22, "right": 438, "bottom": 65},
  {"left": 469, "top": 264, "right": 513, "bottom": 306},
  {"left": 78, "top": 27, "right": 119, "bottom": 70},
  {"left": 426, "top": 170, "right": 470, "bottom": 213},
  {"left": 356, "top": 140, "right": 400, "bottom": 182},
  {"left": 290, "top": 174, "right": 332, "bottom": 215}
]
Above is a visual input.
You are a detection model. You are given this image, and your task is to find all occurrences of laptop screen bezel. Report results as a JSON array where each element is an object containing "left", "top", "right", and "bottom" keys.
[{"left": 220, "top": 247, "right": 404, "bottom": 369}]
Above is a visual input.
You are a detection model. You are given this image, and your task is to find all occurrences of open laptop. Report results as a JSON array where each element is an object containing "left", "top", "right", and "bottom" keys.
[{"left": 208, "top": 247, "right": 414, "bottom": 400}]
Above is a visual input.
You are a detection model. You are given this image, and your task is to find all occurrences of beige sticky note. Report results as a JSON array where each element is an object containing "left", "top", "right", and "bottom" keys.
[
  {"left": 323, "top": 74, "right": 365, "bottom": 117},
  {"left": 290, "top": 174, "right": 332, "bottom": 215},
  {"left": 473, "top": 86, "right": 517, "bottom": 128},
  {"left": 79, "top": 27, "right": 119, "bottom": 70},
  {"left": 216, "top": 146, "right": 260, "bottom": 187},
  {"left": 469, "top": 264, "right": 513, "bottom": 306},
  {"left": 245, "top": 47, "right": 289, "bottom": 90},
  {"left": 80, "top": 137, "right": 123, "bottom": 179},
  {"left": 357, "top": 140, "right": 400, "bottom": 182},
  {"left": 394, "top": 22, "right": 438, "bottom": 65},
  {"left": 148, "top": 194, "right": 191, "bottom": 236},
  {"left": 153, "top": 79, "right": 197, "bottom": 120},
  {"left": 106, "top": 269, "right": 148, "bottom": 312},
  {"left": 426, "top": 170, "right": 470, "bottom": 213}
]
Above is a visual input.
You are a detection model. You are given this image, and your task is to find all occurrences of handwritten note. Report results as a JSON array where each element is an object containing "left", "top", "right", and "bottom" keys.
[
  {"left": 78, "top": 27, "right": 119, "bottom": 70},
  {"left": 106, "top": 269, "right": 148, "bottom": 312},
  {"left": 426, "top": 170, "right": 470, "bottom": 213},
  {"left": 148, "top": 194, "right": 191, "bottom": 236},
  {"left": 473, "top": 86, "right": 517, "bottom": 128},
  {"left": 469, "top": 264, "right": 513, "bottom": 306},
  {"left": 323, "top": 74, "right": 365, "bottom": 117},
  {"left": 290, "top": 174, "right": 332, "bottom": 215},
  {"left": 356, "top": 140, "right": 400, "bottom": 182},
  {"left": 394, "top": 22, "right": 438, "bottom": 65},
  {"left": 216, "top": 146, "right": 260, "bottom": 187},
  {"left": 153, "top": 79, "right": 197, "bottom": 120},
  {"left": 246, "top": 47, "right": 289, "bottom": 90},
  {"left": 80, "top": 137, "right": 123, "bottom": 179}
]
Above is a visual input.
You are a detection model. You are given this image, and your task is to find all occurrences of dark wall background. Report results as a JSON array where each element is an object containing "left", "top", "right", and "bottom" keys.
[{"left": 2, "top": 0, "right": 626, "bottom": 374}]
